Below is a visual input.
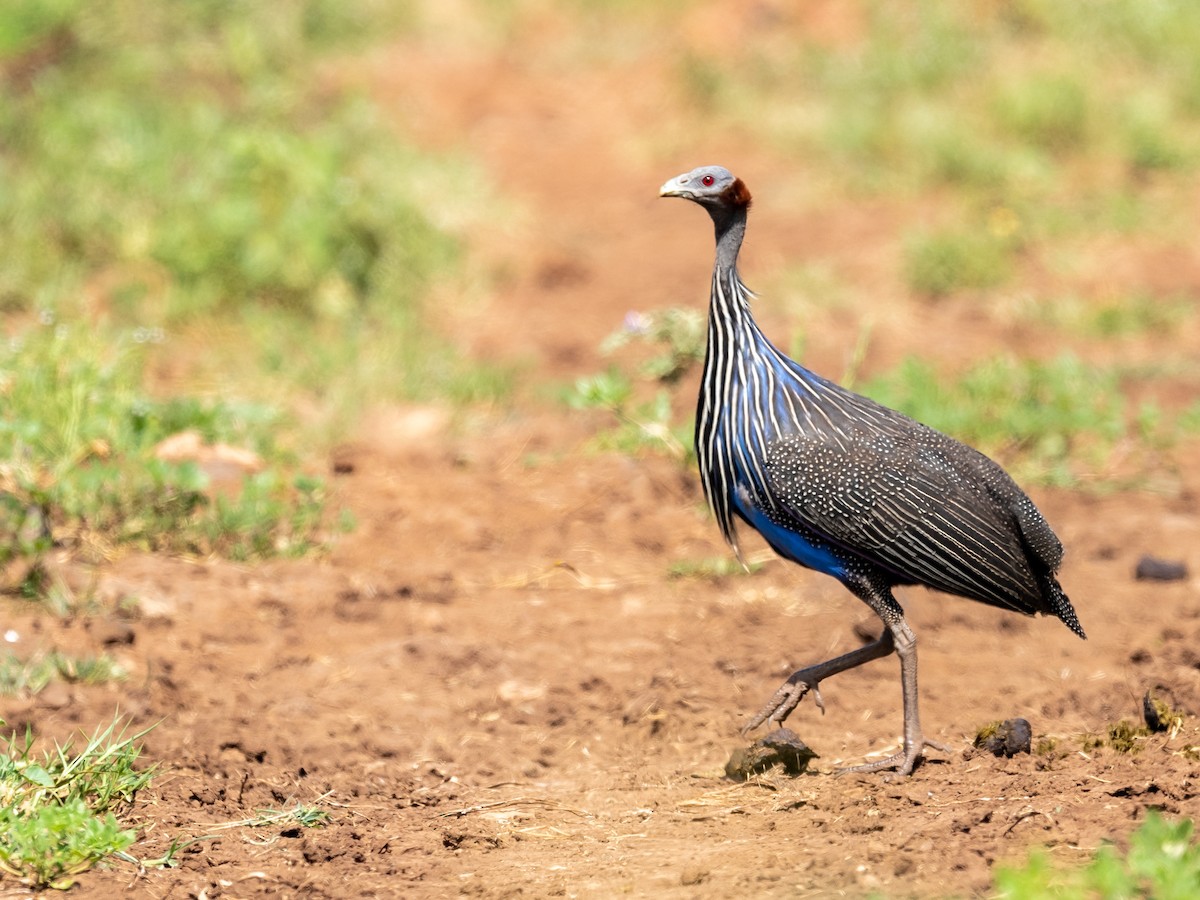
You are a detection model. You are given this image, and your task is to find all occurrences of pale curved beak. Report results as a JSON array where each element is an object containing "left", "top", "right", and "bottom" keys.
[{"left": 659, "top": 174, "right": 691, "bottom": 198}]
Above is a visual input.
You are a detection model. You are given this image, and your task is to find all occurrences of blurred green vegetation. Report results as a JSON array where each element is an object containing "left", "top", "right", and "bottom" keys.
[
  {"left": 0, "top": 1, "right": 505, "bottom": 411},
  {"left": 995, "top": 811, "right": 1200, "bottom": 900},
  {"left": 0, "top": 1, "right": 435, "bottom": 321},
  {"left": 0, "top": 648, "right": 125, "bottom": 696},
  {"left": 678, "top": 0, "right": 1200, "bottom": 296},
  {"left": 904, "top": 224, "right": 1017, "bottom": 297},
  {"left": 0, "top": 1, "right": 504, "bottom": 582},
  {"left": 567, "top": 310, "right": 705, "bottom": 461},
  {"left": 1, "top": 323, "right": 336, "bottom": 597}
]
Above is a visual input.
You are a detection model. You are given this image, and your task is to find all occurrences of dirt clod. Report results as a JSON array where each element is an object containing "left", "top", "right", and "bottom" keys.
[
  {"left": 1134, "top": 555, "right": 1189, "bottom": 581},
  {"left": 1143, "top": 691, "right": 1185, "bottom": 735},
  {"left": 974, "top": 719, "right": 1033, "bottom": 757},
  {"left": 726, "top": 728, "right": 819, "bottom": 779}
]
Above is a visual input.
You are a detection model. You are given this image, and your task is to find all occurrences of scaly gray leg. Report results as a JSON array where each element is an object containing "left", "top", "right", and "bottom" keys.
[
  {"left": 836, "top": 617, "right": 952, "bottom": 776},
  {"left": 742, "top": 630, "right": 896, "bottom": 733}
]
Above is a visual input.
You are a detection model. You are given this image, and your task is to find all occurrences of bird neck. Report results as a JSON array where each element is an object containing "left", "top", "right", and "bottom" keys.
[
  {"left": 711, "top": 207, "right": 747, "bottom": 271},
  {"left": 709, "top": 207, "right": 753, "bottom": 329}
]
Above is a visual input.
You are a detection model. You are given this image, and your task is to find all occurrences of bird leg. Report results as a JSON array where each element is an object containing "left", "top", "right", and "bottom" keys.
[
  {"left": 836, "top": 618, "right": 952, "bottom": 776},
  {"left": 742, "top": 629, "right": 896, "bottom": 734}
]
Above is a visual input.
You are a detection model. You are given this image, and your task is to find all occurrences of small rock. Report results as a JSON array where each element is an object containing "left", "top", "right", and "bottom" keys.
[
  {"left": 974, "top": 718, "right": 1032, "bottom": 757},
  {"left": 360, "top": 405, "right": 451, "bottom": 455},
  {"left": 497, "top": 679, "right": 547, "bottom": 703},
  {"left": 1143, "top": 691, "right": 1184, "bottom": 734},
  {"left": 726, "top": 727, "right": 818, "bottom": 780},
  {"left": 1134, "top": 556, "right": 1188, "bottom": 582},
  {"left": 329, "top": 445, "right": 358, "bottom": 474},
  {"left": 95, "top": 621, "right": 136, "bottom": 647},
  {"left": 38, "top": 682, "right": 72, "bottom": 710}
]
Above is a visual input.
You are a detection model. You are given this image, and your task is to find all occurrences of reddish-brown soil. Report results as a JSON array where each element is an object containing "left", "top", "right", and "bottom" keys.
[{"left": 5, "top": 5, "right": 1200, "bottom": 898}]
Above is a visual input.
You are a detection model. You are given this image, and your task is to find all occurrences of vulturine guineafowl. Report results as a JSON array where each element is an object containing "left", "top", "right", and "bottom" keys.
[{"left": 660, "top": 165, "right": 1085, "bottom": 776}]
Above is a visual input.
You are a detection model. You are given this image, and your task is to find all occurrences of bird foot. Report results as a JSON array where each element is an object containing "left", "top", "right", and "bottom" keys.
[
  {"left": 741, "top": 676, "right": 825, "bottom": 735},
  {"left": 741, "top": 635, "right": 896, "bottom": 736},
  {"left": 836, "top": 737, "right": 954, "bottom": 777}
]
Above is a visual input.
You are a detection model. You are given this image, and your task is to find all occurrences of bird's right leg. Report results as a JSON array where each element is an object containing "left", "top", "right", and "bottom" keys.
[
  {"left": 836, "top": 580, "right": 953, "bottom": 775},
  {"left": 742, "top": 629, "right": 895, "bottom": 733},
  {"left": 837, "top": 616, "right": 952, "bottom": 775}
]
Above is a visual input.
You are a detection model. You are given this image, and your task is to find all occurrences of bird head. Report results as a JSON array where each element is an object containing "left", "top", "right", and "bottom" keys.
[{"left": 659, "top": 166, "right": 752, "bottom": 210}]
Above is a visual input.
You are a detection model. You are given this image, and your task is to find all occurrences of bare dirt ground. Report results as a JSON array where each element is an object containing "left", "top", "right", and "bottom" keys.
[{"left": 5, "top": 5, "right": 1200, "bottom": 898}]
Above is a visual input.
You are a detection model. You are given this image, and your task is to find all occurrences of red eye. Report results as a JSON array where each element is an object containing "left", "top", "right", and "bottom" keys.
[{"left": 701, "top": 174, "right": 715, "bottom": 186}]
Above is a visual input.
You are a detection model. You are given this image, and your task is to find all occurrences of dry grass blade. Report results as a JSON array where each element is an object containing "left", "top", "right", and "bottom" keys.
[{"left": 439, "top": 797, "right": 592, "bottom": 820}]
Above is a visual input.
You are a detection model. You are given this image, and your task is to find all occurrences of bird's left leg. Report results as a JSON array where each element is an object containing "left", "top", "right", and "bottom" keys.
[
  {"left": 742, "top": 629, "right": 896, "bottom": 734},
  {"left": 837, "top": 580, "right": 952, "bottom": 776}
]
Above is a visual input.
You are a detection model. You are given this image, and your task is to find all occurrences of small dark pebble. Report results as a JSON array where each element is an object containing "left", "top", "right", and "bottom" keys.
[
  {"left": 329, "top": 448, "right": 357, "bottom": 475},
  {"left": 1144, "top": 693, "right": 1164, "bottom": 731},
  {"left": 96, "top": 621, "right": 136, "bottom": 647},
  {"left": 975, "top": 718, "right": 1032, "bottom": 758},
  {"left": 1134, "top": 556, "right": 1188, "bottom": 582},
  {"left": 726, "top": 727, "right": 819, "bottom": 780},
  {"left": 1143, "top": 691, "right": 1183, "bottom": 733}
]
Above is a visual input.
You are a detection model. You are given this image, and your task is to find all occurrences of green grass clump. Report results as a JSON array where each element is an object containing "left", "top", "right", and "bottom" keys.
[
  {"left": 1033, "top": 737, "right": 1065, "bottom": 761},
  {"left": 974, "top": 721, "right": 1002, "bottom": 743},
  {"left": 1105, "top": 719, "right": 1150, "bottom": 754},
  {"left": 992, "top": 72, "right": 1090, "bottom": 155},
  {"left": 0, "top": 800, "right": 134, "bottom": 890},
  {"left": 917, "top": 120, "right": 1012, "bottom": 190},
  {"left": 667, "top": 557, "right": 761, "bottom": 580},
  {"left": 601, "top": 309, "right": 706, "bottom": 384},
  {"left": 1, "top": 322, "right": 335, "bottom": 591},
  {"left": 904, "top": 224, "right": 1016, "bottom": 296},
  {"left": 1086, "top": 293, "right": 1194, "bottom": 337},
  {"left": 0, "top": 651, "right": 125, "bottom": 696},
  {"left": 1079, "top": 719, "right": 1154, "bottom": 755},
  {"left": 569, "top": 309, "right": 705, "bottom": 461},
  {"left": 0, "top": 716, "right": 154, "bottom": 889},
  {"left": 567, "top": 369, "right": 689, "bottom": 460},
  {"left": 1122, "top": 94, "right": 1191, "bottom": 174},
  {"left": 995, "top": 811, "right": 1199, "bottom": 900}
]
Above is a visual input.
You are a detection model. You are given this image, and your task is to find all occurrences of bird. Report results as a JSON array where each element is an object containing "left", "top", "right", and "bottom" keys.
[{"left": 659, "top": 165, "right": 1085, "bottom": 776}]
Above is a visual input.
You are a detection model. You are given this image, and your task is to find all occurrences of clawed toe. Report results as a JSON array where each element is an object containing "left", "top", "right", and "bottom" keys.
[
  {"left": 836, "top": 737, "right": 951, "bottom": 777},
  {"left": 741, "top": 679, "right": 816, "bottom": 735},
  {"left": 810, "top": 683, "right": 826, "bottom": 713},
  {"left": 742, "top": 634, "right": 897, "bottom": 735}
]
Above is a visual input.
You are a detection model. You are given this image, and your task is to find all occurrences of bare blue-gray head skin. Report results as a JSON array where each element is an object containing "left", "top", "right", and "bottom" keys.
[{"left": 660, "top": 165, "right": 753, "bottom": 269}]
